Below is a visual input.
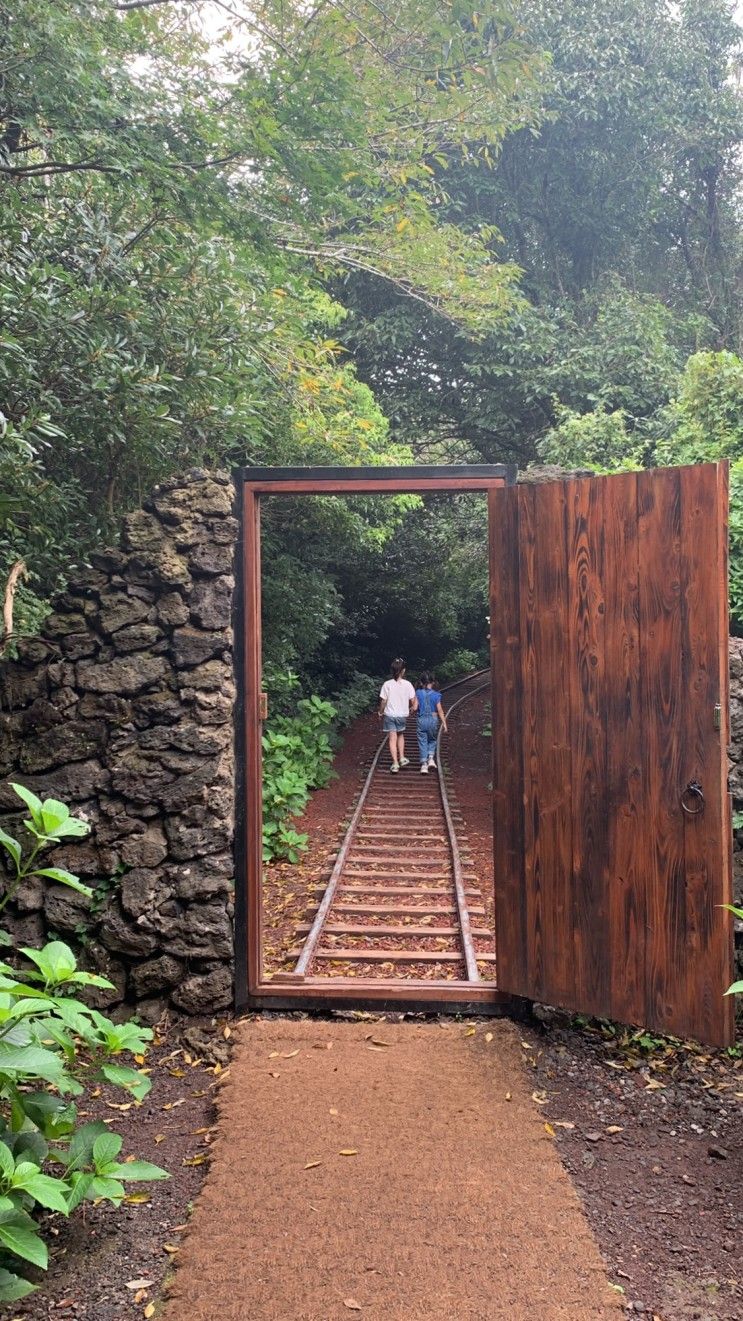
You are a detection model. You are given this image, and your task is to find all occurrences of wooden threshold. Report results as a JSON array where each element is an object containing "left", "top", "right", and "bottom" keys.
[{"left": 249, "top": 977, "right": 508, "bottom": 1013}]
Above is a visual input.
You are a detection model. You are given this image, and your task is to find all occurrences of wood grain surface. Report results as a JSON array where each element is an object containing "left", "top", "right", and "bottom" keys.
[{"left": 491, "top": 464, "right": 733, "bottom": 1046}]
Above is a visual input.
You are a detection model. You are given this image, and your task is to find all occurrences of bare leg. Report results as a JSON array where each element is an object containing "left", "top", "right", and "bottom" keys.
[
  {"left": 397, "top": 733, "right": 405, "bottom": 763},
  {"left": 388, "top": 730, "right": 398, "bottom": 764}
]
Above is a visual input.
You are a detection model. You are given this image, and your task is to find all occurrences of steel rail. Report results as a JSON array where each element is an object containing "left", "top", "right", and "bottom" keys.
[
  {"left": 433, "top": 680, "right": 490, "bottom": 981},
  {"left": 290, "top": 737, "right": 387, "bottom": 979},
  {"left": 285, "top": 669, "right": 491, "bottom": 981}
]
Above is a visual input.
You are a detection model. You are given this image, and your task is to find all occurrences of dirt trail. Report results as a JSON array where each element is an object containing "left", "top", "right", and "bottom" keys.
[{"left": 164, "top": 1018, "right": 622, "bottom": 1320}]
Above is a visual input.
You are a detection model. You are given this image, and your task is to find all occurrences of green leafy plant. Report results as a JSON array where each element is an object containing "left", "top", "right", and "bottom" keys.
[
  {"left": 0, "top": 786, "right": 168, "bottom": 1300},
  {"left": 436, "top": 650, "right": 482, "bottom": 684},
  {"left": 331, "top": 674, "right": 379, "bottom": 727},
  {"left": 0, "top": 784, "right": 92, "bottom": 916},
  {"left": 262, "top": 695, "right": 337, "bottom": 861}
]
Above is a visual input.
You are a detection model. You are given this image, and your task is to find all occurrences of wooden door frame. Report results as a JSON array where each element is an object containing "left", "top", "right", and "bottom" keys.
[{"left": 233, "top": 464, "right": 518, "bottom": 1013}]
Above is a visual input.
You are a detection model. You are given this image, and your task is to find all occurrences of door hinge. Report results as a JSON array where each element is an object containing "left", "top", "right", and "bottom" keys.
[
  {"left": 714, "top": 703, "right": 721, "bottom": 730},
  {"left": 259, "top": 691, "right": 268, "bottom": 721}
]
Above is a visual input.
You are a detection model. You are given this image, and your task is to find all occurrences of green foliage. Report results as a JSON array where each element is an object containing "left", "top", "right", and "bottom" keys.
[
  {"left": 343, "top": 0, "right": 741, "bottom": 464},
  {"left": 437, "top": 650, "right": 484, "bottom": 684},
  {"left": 538, "top": 404, "right": 644, "bottom": 473},
  {"left": 0, "top": 785, "right": 93, "bottom": 916},
  {"left": 1, "top": 0, "right": 543, "bottom": 614},
  {"left": 656, "top": 352, "right": 743, "bottom": 466},
  {"left": 655, "top": 353, "right": 743, "bottom": 630},
  {"left": 331, "top": 675, "right": 379, "bottom": 727},
  {"left": 262, "top": 696, "right": 337, "bottom": 861},
  {"left": 0, "top": 786, "right": 168, "bottom": 1298}
]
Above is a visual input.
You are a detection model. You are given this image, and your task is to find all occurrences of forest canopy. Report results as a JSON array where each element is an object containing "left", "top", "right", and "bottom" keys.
[{"left": 1, "top": 0, "right": 742, "bottom": 684}]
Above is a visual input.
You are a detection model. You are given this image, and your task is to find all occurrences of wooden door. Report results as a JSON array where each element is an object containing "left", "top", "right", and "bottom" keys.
[{"left": 489, "top": 463, "right": 734, "bottom": 1047}]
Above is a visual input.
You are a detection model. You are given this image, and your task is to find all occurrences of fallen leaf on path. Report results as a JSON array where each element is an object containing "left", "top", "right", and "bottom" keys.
[
  {"left": 370, "top": 1039, "right": 391, "bottom": 1047},
  {"left": 521, "top": 1041, "right": 533, "bottom": 1049},
  {"left": 126, "top": 1279, "right": 155, "bottom": 1290},
  {"left": 531, "top": 1091, "right": 548, "bottom": 1104},
  {"left": 269, "top": 1071, "right": 280, "bottom": 1078},
  {"left": 281, "top": 1049, "right": 300, "bottom": 1058},
  {"left": 269, "top": 1051, "right": 280, "bottom": 1059},
  {"left": 343, "top": 1300, "right": 362, "bottom": 1311},
  {"left": 329, "top": 1108, "right": 339, "bottom": 1115},
  {"left": 464, "top": 1027, "right": 476, "bottom": 1037},
  {"left": 124, "top": 1192, "right": 151, "bottom": 1205},
  {"left": 304, "top": 1160, "right": 322, "bottom": 1169},
  {"left": 183, "top": 1154, "right": 207, "bottom": 1166},
  {"left": 605, "top": 1125, "right": 624, "bottom": 1134},
  {"left": 485, "top": 1032, "right": 493, "bottom": 1043},
  {"left": 504, "top": 1092, "right": 511, "bottom": 1101},
  {"left": 553, "top": 1121, "right": 575, "bottom": 1130},
  {"left": 134, "top": 1288, "right": 149, "bottom": 1304},
  {"left": 144, "top": 1306, "right": 155, "bottom": 1319},
  {"left": 154, "top": 1133, "right": 166, "bottom": 1144},
  {"left": 163, "top": 1243, "right": 179, "bottom": 1254},
  {"left": 105, "top": 1101, "right": 132, "bottom": 1112},
  {"left": 645, "top": 1079, "right": 665, "bottom": 1090},
  {"left": 544, "top": 1123, "right": 555, "bottom": 1137},
  {"left": 339, "top": 1148, "right": 358, "bottom": 1156},
  {"left": 162, "top": 1098, "right": 186, "bottom": 1111}
]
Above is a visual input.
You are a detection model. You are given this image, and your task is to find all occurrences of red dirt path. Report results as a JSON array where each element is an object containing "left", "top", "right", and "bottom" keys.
[{"left": 164, "top": 1018, "right": 621, "bottom": 1320}]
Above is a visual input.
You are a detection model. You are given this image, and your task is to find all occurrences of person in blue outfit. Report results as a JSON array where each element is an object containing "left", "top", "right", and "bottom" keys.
[{"left": 415, "top": 673, "right": 447, "bottom": 773}]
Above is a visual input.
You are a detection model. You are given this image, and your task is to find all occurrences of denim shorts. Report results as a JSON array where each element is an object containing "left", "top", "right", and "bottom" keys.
[{"left": 383, "top": 715, "right": 407, "bottom": 733}]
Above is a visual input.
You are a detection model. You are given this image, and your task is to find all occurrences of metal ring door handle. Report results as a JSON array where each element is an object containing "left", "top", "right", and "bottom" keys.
[{"left": 680, "top": 780, "right": 705, "bottom": 816}]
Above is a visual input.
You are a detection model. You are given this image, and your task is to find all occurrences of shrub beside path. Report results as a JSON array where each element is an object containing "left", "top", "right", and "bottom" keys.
[{"left": 163, "top": 1018, "right": 622, "bottom": 1320}]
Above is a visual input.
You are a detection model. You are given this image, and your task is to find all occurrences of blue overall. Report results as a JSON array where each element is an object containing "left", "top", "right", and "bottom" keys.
[{"left": 416, "top": 688, "right": 440, "bottom": 764}]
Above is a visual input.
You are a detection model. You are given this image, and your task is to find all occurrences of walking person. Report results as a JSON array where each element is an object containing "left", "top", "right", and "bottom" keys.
[
  {"left": 415, "top": 672, "right": 447, "bottom": 773},
  {"left": 378, "top": 658, "right": 417, "bottom": 773}
]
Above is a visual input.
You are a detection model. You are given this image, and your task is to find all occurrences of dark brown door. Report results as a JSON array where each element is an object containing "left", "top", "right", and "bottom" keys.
[{"left": 489, "top": 464, "right": 735, "bottom": 1047}]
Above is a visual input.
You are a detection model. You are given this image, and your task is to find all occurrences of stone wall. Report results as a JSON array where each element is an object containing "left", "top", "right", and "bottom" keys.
[{"left": 0, "top": 471, "right": 237, "bottom": 1020}]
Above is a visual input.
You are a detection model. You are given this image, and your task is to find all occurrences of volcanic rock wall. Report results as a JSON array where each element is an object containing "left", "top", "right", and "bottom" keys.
[{"left": 0, "top": 471, "right": 237, "bottom": 1019}]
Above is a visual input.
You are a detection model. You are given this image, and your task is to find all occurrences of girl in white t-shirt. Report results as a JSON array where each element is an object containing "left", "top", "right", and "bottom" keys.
[{"left": 378, "top": 658, "right": 418, "bottom": 773}]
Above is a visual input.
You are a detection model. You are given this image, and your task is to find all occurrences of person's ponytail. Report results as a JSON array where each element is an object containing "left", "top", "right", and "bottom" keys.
[{"left": 390, "top": 657, "right": 405, "bottom": 680}]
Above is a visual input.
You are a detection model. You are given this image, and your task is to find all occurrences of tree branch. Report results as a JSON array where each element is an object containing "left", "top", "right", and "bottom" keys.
[{"left": 1, "top": 560, "right": 27, "bottom": 657}]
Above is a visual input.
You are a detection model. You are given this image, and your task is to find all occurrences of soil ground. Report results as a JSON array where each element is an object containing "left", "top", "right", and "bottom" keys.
[
  {"left": 163, "top": 1017, "right": 622, "bottom": 1321},
  {"left": 523, "top": 1012, "right": 743, "bottom": 1320}
]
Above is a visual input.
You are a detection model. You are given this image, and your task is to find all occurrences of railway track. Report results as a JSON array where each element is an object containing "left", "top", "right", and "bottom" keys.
[{"left": 277, "top": 670, "right": 495, "bottom": 984}]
